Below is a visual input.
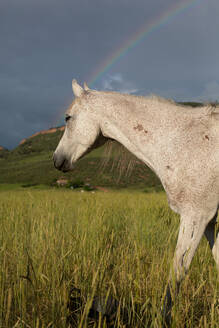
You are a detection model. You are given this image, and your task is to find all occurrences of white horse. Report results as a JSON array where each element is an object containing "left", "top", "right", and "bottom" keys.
[{"left": 53, "top": 80, "right": 219, "bottom": 322}]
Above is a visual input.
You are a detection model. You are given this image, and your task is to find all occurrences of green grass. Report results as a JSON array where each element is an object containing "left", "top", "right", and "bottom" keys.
[{"left": 0, "top": 189, "right": 218, "bottom": 327}]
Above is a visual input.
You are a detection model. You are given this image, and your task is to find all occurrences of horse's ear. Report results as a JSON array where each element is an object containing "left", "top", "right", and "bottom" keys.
[
  {"left": 83, "top": 82, "right": 90, "bottom": 91},
  {"left": 72, "top": 79, "right": 84, "bottom": 97}
]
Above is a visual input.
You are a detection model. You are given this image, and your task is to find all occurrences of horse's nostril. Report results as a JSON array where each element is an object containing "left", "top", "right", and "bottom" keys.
[
  {"left": 53, "top": 159, "right": 58, "bottom": 169},
  {"left": 59, "top": 159, "right": 66, "bottom": 170}
]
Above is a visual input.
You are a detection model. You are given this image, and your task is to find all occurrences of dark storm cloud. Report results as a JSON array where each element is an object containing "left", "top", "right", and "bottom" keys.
[{"left": 0, "top": 0, "right": 219, "bottom": 148}]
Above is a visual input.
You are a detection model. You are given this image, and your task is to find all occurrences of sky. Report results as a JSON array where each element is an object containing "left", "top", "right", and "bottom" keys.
[{"left": 1, "top": 0, "right": 219, "bottom": 149}]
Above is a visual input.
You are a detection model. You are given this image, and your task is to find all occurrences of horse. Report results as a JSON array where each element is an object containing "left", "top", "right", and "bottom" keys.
[{"left": 53, "top": 79, "right": 219, "bottom": 323}]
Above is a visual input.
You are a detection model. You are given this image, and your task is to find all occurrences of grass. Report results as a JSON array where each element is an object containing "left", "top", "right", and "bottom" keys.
[{"left": 0, "top": 189, "right": 218, "bottom": 327}]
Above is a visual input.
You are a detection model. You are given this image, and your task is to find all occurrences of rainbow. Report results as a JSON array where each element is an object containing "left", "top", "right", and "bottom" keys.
[
  {"left": 87, "top": 0, "right": 201, "bottom": 87},
  {"left": 55, "top": 0, "right": 202, "bottom": 125}
]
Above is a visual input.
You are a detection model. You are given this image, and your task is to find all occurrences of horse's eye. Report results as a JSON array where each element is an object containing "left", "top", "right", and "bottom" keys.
[{"left": 65, "top": 115, "right": 71, "bottom": 122}]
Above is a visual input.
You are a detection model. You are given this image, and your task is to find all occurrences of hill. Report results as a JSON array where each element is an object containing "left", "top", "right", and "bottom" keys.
[
  {"left": 0, "top": 127, "right": 161, "bottom": 190},
  {"left": 0, "top": 146, "right": 9, "bottom": 159}
]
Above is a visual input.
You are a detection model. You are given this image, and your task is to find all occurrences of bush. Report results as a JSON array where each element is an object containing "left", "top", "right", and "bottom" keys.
[{"left": 67, "top": 179, "right": 84, "bottom": 189}]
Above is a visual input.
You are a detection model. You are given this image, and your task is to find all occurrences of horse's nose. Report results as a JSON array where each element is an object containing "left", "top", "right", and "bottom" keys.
[{"left": 53, "top": 152, "right": 66, "bottom": 171}]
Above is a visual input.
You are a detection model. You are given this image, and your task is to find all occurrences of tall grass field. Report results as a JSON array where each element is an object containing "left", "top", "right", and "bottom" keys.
[{"left": 0, "top": 189, "right": 218, "bottom": 327}]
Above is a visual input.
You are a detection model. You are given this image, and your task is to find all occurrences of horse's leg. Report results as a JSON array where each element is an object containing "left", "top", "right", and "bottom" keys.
[
  {"left": 163, "top": 211, "right": 208, "bottom": 325},
  {"left": 204, "top": 210, "right": 219, "bottom": 271}
]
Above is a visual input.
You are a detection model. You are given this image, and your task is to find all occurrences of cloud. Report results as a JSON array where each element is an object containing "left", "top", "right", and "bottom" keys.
[
  {"left": 101, "top": 73, "right": 139, "bottom": 94},
  {"left": 1, "top": 0, "right": 219, "bottom": 148}
]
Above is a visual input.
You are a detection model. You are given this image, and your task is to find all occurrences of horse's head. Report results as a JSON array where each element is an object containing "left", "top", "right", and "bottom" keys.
[{"left": 53, "top": 80, "right": 107, "bottom": 172}]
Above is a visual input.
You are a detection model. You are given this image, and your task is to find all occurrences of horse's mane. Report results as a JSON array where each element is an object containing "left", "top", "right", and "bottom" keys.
[{"left": 100, "top": 139, "right": 138, "bottom": 182}]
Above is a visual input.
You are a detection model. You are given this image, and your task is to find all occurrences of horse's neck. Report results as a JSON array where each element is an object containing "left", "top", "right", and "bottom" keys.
[{"left": 100, "top": 97, "right": 172, "bottom": 173}]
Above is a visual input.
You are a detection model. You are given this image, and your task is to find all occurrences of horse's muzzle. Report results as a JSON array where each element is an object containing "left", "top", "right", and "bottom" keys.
[{"left": 53, "top": 153, "right": 71, "bottom": 172}]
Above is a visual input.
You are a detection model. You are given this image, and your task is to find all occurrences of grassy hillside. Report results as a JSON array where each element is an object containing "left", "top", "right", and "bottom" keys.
[{"left": 0, "top": 128, "right": 162, "bottom": 189}]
